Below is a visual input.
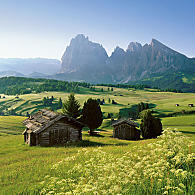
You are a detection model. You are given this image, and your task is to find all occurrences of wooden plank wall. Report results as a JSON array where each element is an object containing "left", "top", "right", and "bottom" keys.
[
  {"left": 38, "top": 120, "right": 81, "bottom": 146},
  {"left": 113, "top": 124, "right": 139, "bottom": 140}
]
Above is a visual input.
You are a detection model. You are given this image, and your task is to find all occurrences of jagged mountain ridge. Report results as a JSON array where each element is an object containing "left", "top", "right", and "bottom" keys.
[{"left": 59, "top": 34, "right": 195, "bottom": 85}]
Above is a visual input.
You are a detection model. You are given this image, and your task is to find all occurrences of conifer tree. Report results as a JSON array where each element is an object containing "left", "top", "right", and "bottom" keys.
[
  {"left": 82, "top": 98, "right": 103, "bottom": 135},
  {"left": 58, "top": 97, "right": 63, "bottom": 109},
  {"left": 43, "top": 97, "right": 47, "bottom": 106},
  {"left": 140, "top": 110, "right": 162, "bottom": 139},
  {"left": 62, "top": 93, "right": 80, "bottom": 118}
]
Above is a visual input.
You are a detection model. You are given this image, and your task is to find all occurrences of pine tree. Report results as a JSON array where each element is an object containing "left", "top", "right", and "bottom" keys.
[
  {"left": 82, "top": 98, "right": 103, "bottom": 135},
  {"left": 137, "top": 103, "right": 141, "bottom": 117},
  {"left": 58, "top": 97, "right": 63, "bottom": 109},
  {"left": 140, "top": 110, "right": 162, "bottom": 139},
  {"left": 43, "top": 97, "right": 47, "bottom": 106},
  {"left": 62, "top": 93, "right": 80, "bottom": 118},
  {"left": 145, "top": 103, "right": 149, "bottom": 109},
  {"left": 140, "top": 102, "right": 145, "bottom": 111},
  {"left": 26, "top": 112, "right": 30, "bottom": 117}
]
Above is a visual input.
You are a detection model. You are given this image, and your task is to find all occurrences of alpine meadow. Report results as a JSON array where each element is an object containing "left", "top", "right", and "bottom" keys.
[{"left": 0, "top": 0, "right": 195, "bottom": 194}]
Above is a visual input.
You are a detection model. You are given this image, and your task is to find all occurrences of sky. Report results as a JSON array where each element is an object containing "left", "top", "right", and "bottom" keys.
[{"left": 0, "top": 0, "right": 195, "bottom": 59}]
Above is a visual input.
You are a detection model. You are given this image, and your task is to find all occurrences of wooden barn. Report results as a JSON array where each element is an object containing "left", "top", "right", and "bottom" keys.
[
  {"left": 112, "top": 119, "right": 140, "bottom": 140},
  {"left": 22, "top": 109, "right": 84, "bottom": 146}
]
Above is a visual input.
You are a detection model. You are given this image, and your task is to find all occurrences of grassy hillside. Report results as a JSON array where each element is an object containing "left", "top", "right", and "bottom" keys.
[
  {"left": 1, "top": 86, "right": 195, "bottom": 117},
  {"left": 0, "top": 116, "right": 25, "bottom": 136},
  {"left": 0, "top": 116, "right": 194, "bottom": 194},
  {"left": 132, "top": 73, "right": 195, "bottom": 92},
  {"left": 0, "top": 87, "right": 194, "bottom": 194}
]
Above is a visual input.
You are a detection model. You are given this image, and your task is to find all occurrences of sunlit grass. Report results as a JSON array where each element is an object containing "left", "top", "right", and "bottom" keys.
[{"left": 0, "top": 88, "right": 195, "bottom": 193}]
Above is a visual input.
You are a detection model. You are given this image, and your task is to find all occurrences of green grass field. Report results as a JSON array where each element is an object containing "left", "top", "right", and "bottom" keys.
[
  {"left": 1, "top": 86, "right": 195, "bottom": 117},
  {"left": 0, "top": 87, "right": 194, "bottom": 194}
]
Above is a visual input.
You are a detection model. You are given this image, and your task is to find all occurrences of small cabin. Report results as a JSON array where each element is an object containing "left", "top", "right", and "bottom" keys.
[
  {"left": 112, "top": 119, "right": 140, "bottom": 140},
  {"left": 22, "top": 109, "right": 84, "bottom": 146},
  {"left": 175, "top": 104, "right": 179, "bottom": 107},
  {"left": 188, "top": 104, "right": 194, "bottom": 107}
]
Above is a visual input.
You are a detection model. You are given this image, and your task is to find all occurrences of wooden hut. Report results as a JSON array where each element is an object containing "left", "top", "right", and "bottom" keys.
[
  {"left": 22, "top": 109, "right": 84, "bottom": 146},
  {"left": 112, "top": 119, "right": 140, "bottom": 140}
]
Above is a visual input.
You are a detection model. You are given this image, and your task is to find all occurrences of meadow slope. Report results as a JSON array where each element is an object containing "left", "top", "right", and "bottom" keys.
[{"left": 0, "top": 87, "right": 194, "bottom": 194}]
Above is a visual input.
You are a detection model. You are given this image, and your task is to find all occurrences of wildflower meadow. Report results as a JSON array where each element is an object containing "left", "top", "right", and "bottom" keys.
[{"left": 40, "top": 129, "right": 194, "bottom": 194}]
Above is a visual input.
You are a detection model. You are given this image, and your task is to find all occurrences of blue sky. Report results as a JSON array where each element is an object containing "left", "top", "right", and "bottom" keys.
[{"left": 0, "top": 0, "right": 194, "bottom": 59}]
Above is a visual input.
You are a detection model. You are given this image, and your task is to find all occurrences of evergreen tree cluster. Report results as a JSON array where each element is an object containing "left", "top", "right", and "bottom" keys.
[
  {"left": 112, "top": 100, "right": 117, "bottom": 104},
  {"left": 90, "top": 86, "right": 96, "bottom": 91},
  {"left": 0, "top": 77, "right": 90, "bottom": 95},
  {"left": 96, "top": 83, "right": 148, "bottom": 90},
  {"left": 42, "top": 97, "right": 54, "bottom": 106},
  {"left": 62, "top": 94, "right": 103, "bottom": 135},
  {"left": 97, "top": 99, "right": 105, "bottom": 105},
  {"left": 137, "top": 102, "right": 149, "bottom": 117}
]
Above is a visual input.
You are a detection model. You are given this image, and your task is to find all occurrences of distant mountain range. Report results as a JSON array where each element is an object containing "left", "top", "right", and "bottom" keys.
[
  {"left": 0, "top": 34, "right": 195, "bottom": 92},
  {"left": 0, "top": 58, "right": 61, "bottom": 77},
  {"left": 57, "top": 34, "right": 195, "bottom": 92}
]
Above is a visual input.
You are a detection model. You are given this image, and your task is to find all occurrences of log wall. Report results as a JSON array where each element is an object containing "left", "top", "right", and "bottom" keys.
[
  {"left": 113, "top": 124, "right": 140, "bottom": 140},
  {"left": 38, "top": 119, "right": 81, "bottom": 146}
]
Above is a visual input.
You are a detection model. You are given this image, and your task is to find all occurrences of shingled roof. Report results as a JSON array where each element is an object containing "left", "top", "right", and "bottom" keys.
[
  {"left": 23, "top": 109, "right": 84, "bottom": 134},
  {"left": 112, "top": 119, "right": 139, "bottom": 127}
]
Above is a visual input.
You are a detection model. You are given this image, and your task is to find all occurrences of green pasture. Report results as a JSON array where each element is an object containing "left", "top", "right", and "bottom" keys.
[
  {"left": 0, "top": 87, "right": 195, "bottom": 117},
  {"left": 162, "top": 114, "right": 195, "bottom": 139},
  {"left": 0, "top": 116, "right": 152, "bottom": 194},
  {"left": 0, "top": 87, "right": 195, "bottom": 193}
]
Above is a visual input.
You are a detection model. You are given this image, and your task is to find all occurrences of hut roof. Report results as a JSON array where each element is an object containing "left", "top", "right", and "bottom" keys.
[
  {"left": 112, "top": 119, "right": 139, "bottom": 127},
  {"left": 23, "top": 109, "right": 84, "bottom": 134}
]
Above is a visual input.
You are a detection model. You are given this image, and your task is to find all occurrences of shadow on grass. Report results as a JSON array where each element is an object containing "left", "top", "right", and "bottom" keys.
[
  {"left": 84, "top": 133, "right": 105, "bottom": 138},
  {"left": 179, "top": 131, "right": 195, "bottom": 135},
  {"left": 52, "top": 139, "right": 129, "bottom": 148}
]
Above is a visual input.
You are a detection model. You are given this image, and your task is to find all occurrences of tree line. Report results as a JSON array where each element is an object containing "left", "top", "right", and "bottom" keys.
[{"left": 0, "top": 77, "right": 90, "bottom": 95}]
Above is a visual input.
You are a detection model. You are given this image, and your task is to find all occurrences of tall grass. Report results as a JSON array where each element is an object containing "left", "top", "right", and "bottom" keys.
[{"left": 39, "top": 129, "right": 194, "bottom": 194}]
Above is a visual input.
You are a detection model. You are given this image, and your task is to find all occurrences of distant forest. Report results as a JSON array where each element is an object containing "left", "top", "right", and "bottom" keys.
[
  {"left": 0, "top": 77, "right": 185, "bottom": 95},
  {"left": 0, "top": 77, "right": 90, "bottom": 95}
]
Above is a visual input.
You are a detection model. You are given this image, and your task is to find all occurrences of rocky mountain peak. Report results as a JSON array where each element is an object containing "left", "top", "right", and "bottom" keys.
[
  {"left": 150, "top": 38, "right": 182, "bottom": 56},
  {"left": 150, "top": 38, "right": 170, "bottom": 50},
  {"left": 127, "top": 42, "right": 142, "bottom": 52},
  {"left": 150, "top": 38, "right": 161, "bottom": 45},
  {"left": 112, "top": 46, "right": 125, "bottom": 56},
  {"left": 59, "top": 35, "right": 194, "bottom": 87},
  {"left": 70, "top": 34, "right": 89, "bottom": 45},
  {"left": 60, "top": 34, "right": 108, "bottom": 73}
]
